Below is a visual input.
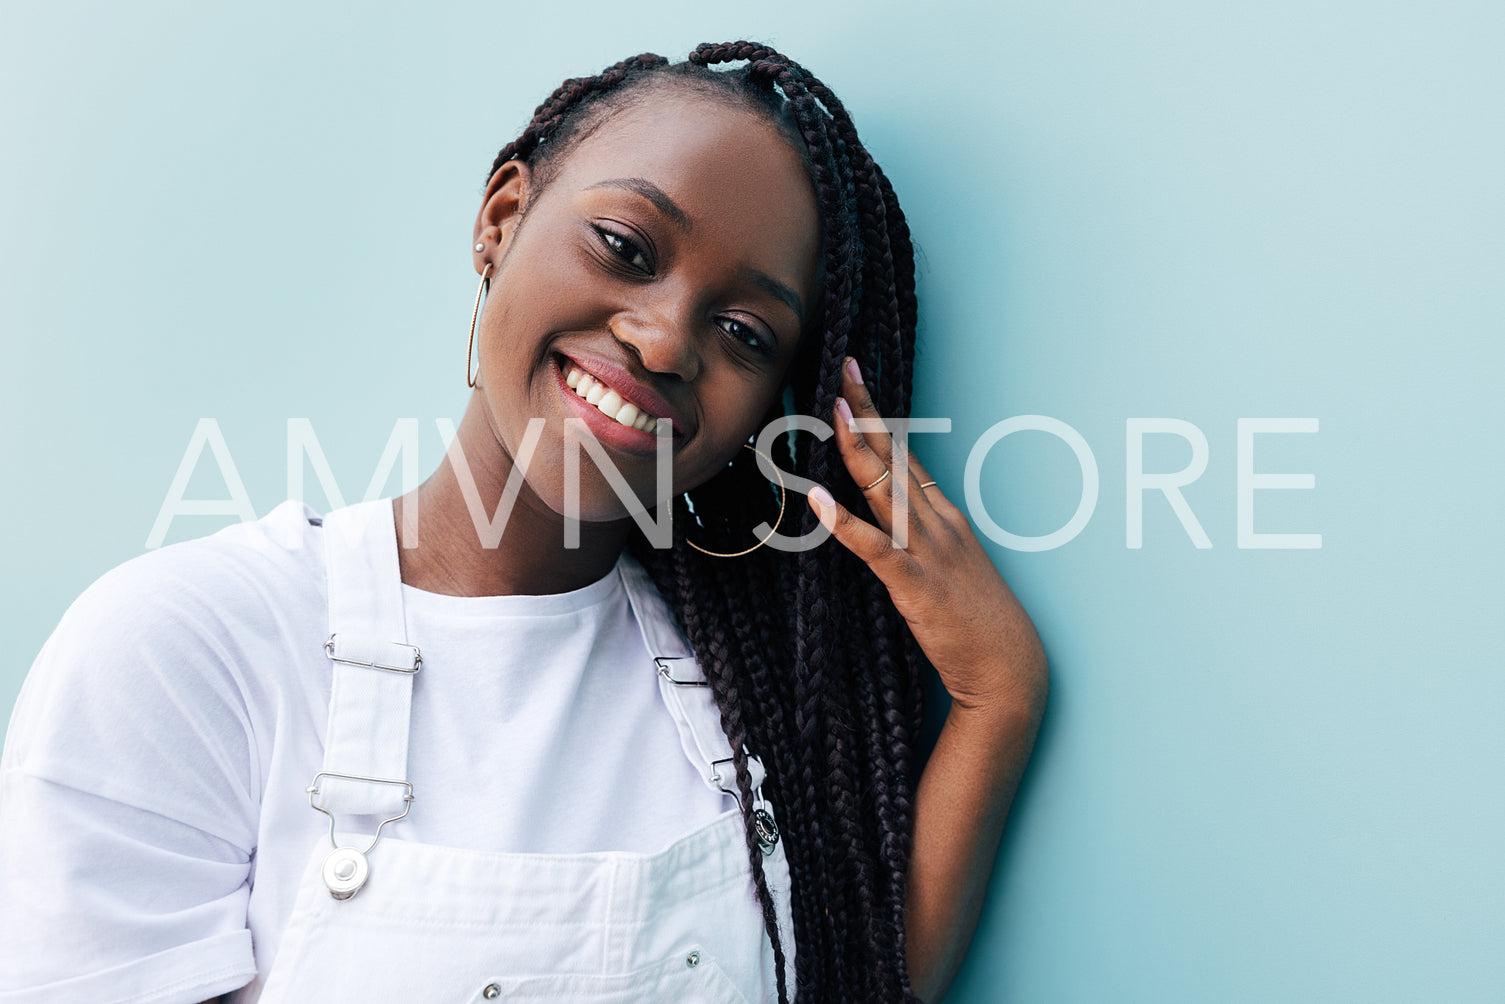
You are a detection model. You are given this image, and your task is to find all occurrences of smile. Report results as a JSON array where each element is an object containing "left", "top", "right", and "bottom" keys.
[{"left": 565, "top": 365, "right": 666, "bottom": 435}]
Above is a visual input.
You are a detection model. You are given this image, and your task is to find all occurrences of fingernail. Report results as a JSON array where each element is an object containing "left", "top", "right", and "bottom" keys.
[
  {"left": 810, "top": 485, "right": 835, "bottom": 511},
  {"left": 835, "top": 397, "right": 853, "bottom": 427},
  {"left": 845, "top": 357, "right": 863, "bottom": 385}
]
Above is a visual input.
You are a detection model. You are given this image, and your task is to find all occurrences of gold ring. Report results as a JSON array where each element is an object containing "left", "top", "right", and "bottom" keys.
[
  {"left": 918, "top": 480, "right": 938, "bottom": 489},
  {"left": 859, "top": 469, "right": 891, "bottom": 492}
]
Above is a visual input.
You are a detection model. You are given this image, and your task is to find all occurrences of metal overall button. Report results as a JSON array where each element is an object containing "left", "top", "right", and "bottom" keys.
[
  {"left": 482, "top": 984, "right": 502, "bottom": 999},
  {"left": 305, "top": 771, "right": 415, "bottom": 900},
  {"left": 710, "top": 758, "right": 781, "bottom": 855},
  {"left": 320, "top": 846, "right": 369, "bottom": 900},
  {"left": 753, "top": 807, "right": 780, "bottom": 854}
]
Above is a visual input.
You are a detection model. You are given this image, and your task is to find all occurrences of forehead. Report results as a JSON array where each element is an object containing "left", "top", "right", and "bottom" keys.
[{"left": 548, "top": 92, "right": 819, "bottom": 245}]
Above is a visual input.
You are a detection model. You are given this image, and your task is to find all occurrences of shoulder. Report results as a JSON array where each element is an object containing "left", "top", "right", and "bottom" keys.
[
  {"left": 81, "top": 498, "right": 325, "bottom": 617},
  {"left": 50, "top": 499, "right": 328, "bottom": 658},
  {"left": 0, "top": 510, "right": 328, "bottom": 1001},
  {"left": 31, "top": 496, "right": 330, "bottom": 685},
  {"left": 6, "top": 501, "right": 330, "bottom": 783}
]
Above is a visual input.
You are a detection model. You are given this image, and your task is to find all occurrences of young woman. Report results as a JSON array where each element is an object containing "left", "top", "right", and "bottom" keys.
[{"left": 0, "top": 41, "right": 1047, "bottom": 1004}]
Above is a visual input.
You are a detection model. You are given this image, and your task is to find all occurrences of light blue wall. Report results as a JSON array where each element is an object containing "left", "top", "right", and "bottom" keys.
[{"left": 3, "top": 2, "right": 1501, "bottom": 1000}]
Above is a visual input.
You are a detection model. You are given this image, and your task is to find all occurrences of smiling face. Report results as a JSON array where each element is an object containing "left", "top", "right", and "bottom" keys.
[{"left": 470, "top": 88, "right": 822, "bottom": 523}]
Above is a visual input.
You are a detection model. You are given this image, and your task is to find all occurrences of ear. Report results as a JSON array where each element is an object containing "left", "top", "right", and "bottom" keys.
[{"left": 472, "top": 160, "right": 534, "bottom": 274}]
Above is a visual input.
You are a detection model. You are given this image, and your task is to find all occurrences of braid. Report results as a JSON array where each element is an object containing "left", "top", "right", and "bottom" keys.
[
  {"left": 493, "top": 41, "right": 925, "bottom": 1002},
  {"left": 669, "top": 545, "right": 792, "bottom": 1004},
  {"left": 485, "top": 53, "right": 669, "bottom": 189}
]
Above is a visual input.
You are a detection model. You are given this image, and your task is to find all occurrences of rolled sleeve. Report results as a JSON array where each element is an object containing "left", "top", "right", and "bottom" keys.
[{"left": 0, "top": 552, "right": 263, "bottom": 1002}]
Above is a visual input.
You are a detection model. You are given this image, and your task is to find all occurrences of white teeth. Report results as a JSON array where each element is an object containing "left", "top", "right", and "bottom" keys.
[{"left": 565, "top": 366, "right": 662, "bottom": 434}]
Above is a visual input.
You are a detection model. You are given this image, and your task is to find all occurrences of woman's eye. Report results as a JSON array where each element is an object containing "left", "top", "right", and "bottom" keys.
[
  {"left": 718, "top": 317, "right": 774, "bottom": 357},
  {"left": 594, "top": 226, "right": 651, "bottom": 273}
]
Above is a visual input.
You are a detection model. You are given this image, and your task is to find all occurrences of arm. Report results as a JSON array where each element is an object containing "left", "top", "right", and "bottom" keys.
[
  {"left": 0, "top": 552, "right": 260, "bottom": 1003},
  {"left": 905, "top": 682, "right": 1045, "bottom": 1001},
  {"left": 809, "top": 357, "right": 1050, "bottom": 1002}
]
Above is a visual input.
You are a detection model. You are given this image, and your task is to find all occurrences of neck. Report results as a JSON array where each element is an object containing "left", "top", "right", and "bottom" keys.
[{"left": 393, "top": 394, "right": 633, "bottom": 597}]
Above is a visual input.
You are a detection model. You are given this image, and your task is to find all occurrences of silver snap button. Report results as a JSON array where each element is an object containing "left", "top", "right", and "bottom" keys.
[
  {"left": 483, "top": 984, "right": 501, "bottom": 999},
  {"left": 320, "top": 846, "right": 369, "bottom": 900},
  {"left": 686, "top": 950, "right": 700, "bottom": 968}
]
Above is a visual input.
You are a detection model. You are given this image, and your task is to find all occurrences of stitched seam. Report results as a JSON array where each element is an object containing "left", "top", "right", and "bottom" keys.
[{"left": 112, "top": 961, "right": 253, "bottom": 1004}]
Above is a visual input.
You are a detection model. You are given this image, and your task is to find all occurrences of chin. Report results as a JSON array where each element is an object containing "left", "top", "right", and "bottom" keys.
[{"left": 527, "top": 468, "right": 670, "bottom": 528}]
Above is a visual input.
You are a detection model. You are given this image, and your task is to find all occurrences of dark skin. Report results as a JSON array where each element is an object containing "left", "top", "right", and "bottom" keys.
[
  {"left": 249, "top": 90, "right": 1046, "bottom": 1004},
  {"left": 394, "top": 93, "right": 819, "bottom": 597}
]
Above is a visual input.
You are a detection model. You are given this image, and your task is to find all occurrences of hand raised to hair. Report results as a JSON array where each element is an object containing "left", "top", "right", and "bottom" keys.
[
  {"left": 808, "top": 358, "right": 1048, "bottom": 718},
  {"left": 813, "top": 360, "right": 1049, "bottom": 1004}
]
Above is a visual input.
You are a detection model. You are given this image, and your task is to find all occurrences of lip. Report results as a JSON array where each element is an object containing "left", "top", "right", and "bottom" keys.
[
  {"left": 552, "top": 354, "right": 690, "bottom": 457},
  {"left": 554, "top": 351, "right": 692, "bottom": 435}
]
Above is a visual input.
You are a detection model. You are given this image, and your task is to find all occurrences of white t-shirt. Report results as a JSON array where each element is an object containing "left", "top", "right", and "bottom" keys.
[{"left": 0, "top": 500, "right": 731, "bottom": 1003}]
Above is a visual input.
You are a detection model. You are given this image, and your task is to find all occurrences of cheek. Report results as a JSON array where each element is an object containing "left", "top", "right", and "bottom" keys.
[
  {"left": 720, "top": 376, "right": 787, "bottom": 439},
  {"left": 491, "top": 228, "right": 615, "bottom": 332}
]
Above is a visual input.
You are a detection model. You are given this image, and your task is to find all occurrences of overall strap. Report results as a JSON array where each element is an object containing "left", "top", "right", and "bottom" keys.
[
  {"left": 617, "top": 555, "right": 767, "bottom": 799},
  {"left": 313, "top": 497, "right": 419, "bottom": 844}
]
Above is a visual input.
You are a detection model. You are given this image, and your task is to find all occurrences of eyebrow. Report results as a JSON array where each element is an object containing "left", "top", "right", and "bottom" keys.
[
  {"left": 585, "top": 175, "right": 805, "bottom": 326},
  {"left": 744, "top": 268, "right": 805, "bottom": 326},
  {"left": 585, "top": 177, "right": 692, "bottom": 232}
]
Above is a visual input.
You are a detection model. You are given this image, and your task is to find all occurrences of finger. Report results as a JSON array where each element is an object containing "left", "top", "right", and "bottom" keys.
[
  {"left": 832, "top": 395, "right": 888, "bottom": 490},
  {"left": 906, "top": 450, "right": 934, "bottom": 488},
  {"left": 836, "top": 397, "right": 890, "bottom": 499},
  {"left": 894, "top": 446, "right": 941, "bottom": 526},
  {"left": 807, "top": 484, "right": 921, "bottom": 587},
  {"left": 904, "top": 452, "right": 966, "bottom": 529},
  {"left": 832, "top": 395, "right": 926, "bottom": 545},
  {"left": 838, "top": 357, "right": 940, "bottom": 533},
  {"left": 840, "top": 356, "right": 896, "bottom": 467}
]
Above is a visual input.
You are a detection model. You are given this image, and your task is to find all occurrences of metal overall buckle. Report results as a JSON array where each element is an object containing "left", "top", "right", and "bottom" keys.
[
  {"left": 324, "top": 633, "right": 423, "bottom": 673},
  {"left": 660, "top": 657, "right": 780, "bottom": 856},
  {"left": 709, "top": 756, "right": 780, "bottom": 855},
  {"left": 305, "top": 771, "right": 415, "bottom": 900},
  {"left": 655, "top": 657, "right": 708, "bottom": 687},
  {"left": 311, "top": 633, "right": 421, "bottom": 899}
]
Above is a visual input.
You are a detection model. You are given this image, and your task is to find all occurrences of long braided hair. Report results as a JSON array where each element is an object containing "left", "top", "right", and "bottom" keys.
[{"left": 485, "top": 41, "right": 924, "bottom": 1003}]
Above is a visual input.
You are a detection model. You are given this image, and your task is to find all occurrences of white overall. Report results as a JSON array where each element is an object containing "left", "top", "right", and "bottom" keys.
[{"left": 250, "top": 499, "right": 797, "bottom": 1003}]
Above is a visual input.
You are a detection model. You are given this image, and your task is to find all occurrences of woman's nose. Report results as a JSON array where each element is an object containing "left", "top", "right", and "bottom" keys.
[{"left": 611, "top": 308, "right": 701, "bottom": 383}]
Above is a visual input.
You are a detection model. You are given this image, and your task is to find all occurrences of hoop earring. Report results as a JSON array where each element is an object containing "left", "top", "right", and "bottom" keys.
[
  {"left": 466, "top": 262, "right": 494, "bottom": 388},
  {"left": 684, "top": 444, "right": 787, "bottom": 559}
]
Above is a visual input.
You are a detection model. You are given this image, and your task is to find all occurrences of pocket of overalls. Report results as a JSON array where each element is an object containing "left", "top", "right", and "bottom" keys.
[{"left": 460, "top": 947, "right": 752, "bottom": 1004}]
